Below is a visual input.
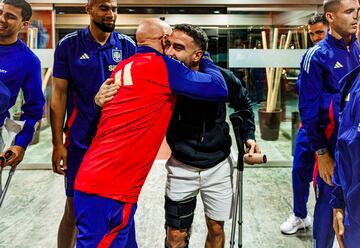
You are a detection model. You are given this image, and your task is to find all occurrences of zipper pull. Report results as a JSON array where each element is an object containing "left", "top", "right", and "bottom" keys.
[{"left": 201, "top": 121, "right": 206, "bottom": 142}]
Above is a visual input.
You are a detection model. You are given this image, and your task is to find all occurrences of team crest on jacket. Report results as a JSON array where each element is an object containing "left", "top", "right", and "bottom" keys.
[{"left": 112, "top": 49, "right": 122, "bottom": 63}]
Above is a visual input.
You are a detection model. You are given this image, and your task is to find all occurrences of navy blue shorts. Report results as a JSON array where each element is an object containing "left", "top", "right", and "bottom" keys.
[
  {"left": 65, "top": 146, "right": 87, "bottom": 197},
  {"left": 74, "top": 190, "right": 138, "bottom": 248}
]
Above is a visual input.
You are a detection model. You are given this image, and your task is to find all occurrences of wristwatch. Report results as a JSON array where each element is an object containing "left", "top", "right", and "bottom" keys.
[{"left": 316, "top": 148, "right": 329, "bottom": 156}]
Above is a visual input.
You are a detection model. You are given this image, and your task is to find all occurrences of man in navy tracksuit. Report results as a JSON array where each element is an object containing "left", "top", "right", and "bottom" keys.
[
  {"left": 281, "top": 13, "right": 328, "bottom": 235},
  {"left": 50, "top": 0, "right": 136, "bottom": 246},
  {"left": 297, "top": 0, "right": 360, "bottom": 247},
  {"left": 0, "top": 0, "right": 45, "bottom": 163},
  {"left": 331, "top": 66, "right": 360, "bottom": 247}
]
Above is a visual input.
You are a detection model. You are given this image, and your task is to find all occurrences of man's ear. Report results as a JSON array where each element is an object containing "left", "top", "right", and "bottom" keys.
[
  {"left": 85, "top": 4, "right": 91, "bottom": 14},
  {"left": 21, "top": 21, "right": 29, "bottom": 30},
  {"left": 161, "top": 36, "right": 167, "bottom": 48},
  {"left": 193, "top": 50, "right": 203, "bottom": 63},
  {"left": 325, "top": 12, "right": 334, "bottom": 23}
]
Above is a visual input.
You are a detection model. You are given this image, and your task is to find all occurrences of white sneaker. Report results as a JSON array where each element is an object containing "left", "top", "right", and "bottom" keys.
[{"left": 280, "top": 214, "right": 311, "bottom": 234}]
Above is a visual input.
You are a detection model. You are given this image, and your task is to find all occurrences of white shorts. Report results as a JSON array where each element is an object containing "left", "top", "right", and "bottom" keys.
[{"left": 165, "top": 155, "right": 234, "bottom": 221}]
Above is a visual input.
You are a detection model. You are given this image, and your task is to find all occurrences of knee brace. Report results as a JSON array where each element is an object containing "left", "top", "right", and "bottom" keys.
[
  {"left": 164, "top": 196, "right": 197, "bottom": 229},
  {"left": 164, "top": 196, "right": 196, "bottom": 248}
]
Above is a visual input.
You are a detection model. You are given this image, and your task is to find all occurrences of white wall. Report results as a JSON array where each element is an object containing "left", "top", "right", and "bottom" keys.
[{"left": 229, "top": 49, "right": 306, "bottom": 68}]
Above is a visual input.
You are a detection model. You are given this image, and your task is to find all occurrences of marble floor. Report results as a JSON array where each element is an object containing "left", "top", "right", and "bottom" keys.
[{"left": 0, "top": 163, "right": 317, "bottom": 248}]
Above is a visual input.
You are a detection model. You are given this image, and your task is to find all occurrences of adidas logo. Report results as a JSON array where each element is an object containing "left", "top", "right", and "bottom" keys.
[
  {"left": 334, "top": 61, "right": 343, "bottom": 69},
  {"left": 80, "top": 53, "right": 90, "bottom": 60},
  {"left": 345, "top": 93, "right": 350, "bottom": 102}
]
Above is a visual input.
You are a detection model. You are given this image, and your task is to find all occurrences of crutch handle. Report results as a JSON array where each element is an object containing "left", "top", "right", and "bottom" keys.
[
  {"left": 5, "top": 150, "right": 13, "bottom": 159},
  {"left": 0, "top": 150, "right": 13, "bottom": 167},
  {"left": 244, "top": 153, "right": 267, "bottom": 165}
]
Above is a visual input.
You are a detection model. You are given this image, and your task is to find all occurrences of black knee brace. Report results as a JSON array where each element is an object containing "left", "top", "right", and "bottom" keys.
[
  {"left": 164, "top": 196, "right": 196, "bottom": 248},
  {"left": 164, "top": 196, "right": 197, "bottom": 229}
]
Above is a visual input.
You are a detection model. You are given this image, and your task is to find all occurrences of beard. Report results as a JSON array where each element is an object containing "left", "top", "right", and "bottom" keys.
[{"left": 92, "top": 19, "right": 115, "bottom": 33}]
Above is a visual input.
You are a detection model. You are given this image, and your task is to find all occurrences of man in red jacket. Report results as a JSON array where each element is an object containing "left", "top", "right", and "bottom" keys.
[{"left": 73, "top": 18, "right": 228, "bottom": 248}]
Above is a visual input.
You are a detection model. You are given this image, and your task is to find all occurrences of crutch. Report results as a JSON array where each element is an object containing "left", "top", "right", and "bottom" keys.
[
  {"left": 0, "top": 150, "right": 15, "bottom": 207},
  {"left": 229, "top": 110, "right": 267, "bottom": 247},
  {"left": 229, "top": 111, "right": 245, "bottom": 248},
  {"left": 0, "top": 118, "right": 25, "bottom": 208}
]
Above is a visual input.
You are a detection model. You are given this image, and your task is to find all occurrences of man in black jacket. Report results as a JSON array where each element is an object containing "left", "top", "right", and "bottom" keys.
[{"left": 164, "top": 24, "right": 260, "bottom": 248}]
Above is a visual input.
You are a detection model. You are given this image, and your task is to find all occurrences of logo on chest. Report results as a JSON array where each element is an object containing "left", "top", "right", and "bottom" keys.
[
  {"left": 334, "top": 61, "right": 343, "bottom": 69},
  {"left": 80, "top": 53, "right": 90, "bottom": 60},
  {"left": 345, "top": 93, "right": 350, "bottom": 102},
  {"left": 112, "top": 49, "right": 122, "bottom": 63}
]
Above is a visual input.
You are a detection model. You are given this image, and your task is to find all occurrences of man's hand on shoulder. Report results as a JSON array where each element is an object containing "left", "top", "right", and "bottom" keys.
[{"left": 94, "top": 78, "right": 119, "bottom": 108}]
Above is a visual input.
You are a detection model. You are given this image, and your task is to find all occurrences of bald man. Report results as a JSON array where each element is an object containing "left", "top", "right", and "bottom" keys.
[
  {"left": 73, "top": 18, "right": 227, "bottom": 248},
  {"left": 50, "top": 0, "right": 136, "bottom": 247}
]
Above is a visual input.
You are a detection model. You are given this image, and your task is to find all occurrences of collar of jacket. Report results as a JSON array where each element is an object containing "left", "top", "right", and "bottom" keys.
[
  {"left": 84, "top": 26, "right": 116, "bottom": 48},
  {"left": 325, "top": 32, "right": 357, "bottom": 50}
]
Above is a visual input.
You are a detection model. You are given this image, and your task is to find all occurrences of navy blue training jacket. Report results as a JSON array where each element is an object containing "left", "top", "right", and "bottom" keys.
[
  {"left": 297, "top": 33, "right": 360, "bottom": 153},
  {"left": 331, "top": 65, "right": 360, "bottom": 227}
]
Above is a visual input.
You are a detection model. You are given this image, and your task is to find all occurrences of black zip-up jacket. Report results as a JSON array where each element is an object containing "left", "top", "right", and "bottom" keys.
[{"left": 166, "top": 66, "right": 255, "bottom": 169}]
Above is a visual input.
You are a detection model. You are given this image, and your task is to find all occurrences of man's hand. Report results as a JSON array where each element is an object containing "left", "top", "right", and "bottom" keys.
[
  {"left": 333, "top": 208, "right": 345, "bottom": 248},
  {"left": 318, "top": 152, "right": 334, "bottom": 186},
  {"left": 245, "top": 139, "right": 261, "bottom": 155},
  {"left": 2, "top": 146, "right": 25, "bottom": 168},
  {"left": 52, "top": 144, "right": 67, "bottom": 175},
  {"left": 94, "top": 78, "right": 119, "bottom": 108}
]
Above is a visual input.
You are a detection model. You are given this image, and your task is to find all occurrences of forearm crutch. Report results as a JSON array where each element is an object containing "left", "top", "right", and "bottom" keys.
[
  {"left": 229, "top": 111, "right": 245, "bottom": 248},
  {"left": 0, "top": 150, "right": 15, "bottom": 208},
  {"left": 229, "top": 111, "right": 267, "bottom": 247}
]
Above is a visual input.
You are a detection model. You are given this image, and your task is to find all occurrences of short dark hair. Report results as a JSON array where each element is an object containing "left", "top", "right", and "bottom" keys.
[
  {"left": 308, "top": 13, "right": 329, "bottom": 26},
  {"left": 173, "top": 24, "right": 208, "bottom": 53},
  {"left": 3, "top": 0, "right": 32, "bottom": 21},
  {"left": 323, "top": 0, "right": 341, "bottom": 13}
]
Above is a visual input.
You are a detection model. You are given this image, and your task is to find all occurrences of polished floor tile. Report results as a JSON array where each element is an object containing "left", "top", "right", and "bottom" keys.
[{"left": 0, "top": 162, "right": 320, "bottom": 248}]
